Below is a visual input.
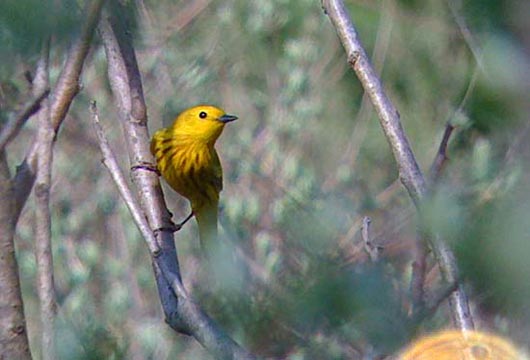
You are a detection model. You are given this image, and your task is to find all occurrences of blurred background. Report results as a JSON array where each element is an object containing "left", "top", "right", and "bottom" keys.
[{"left": 1, "top": 0, "right": 530, "bottom": 358}]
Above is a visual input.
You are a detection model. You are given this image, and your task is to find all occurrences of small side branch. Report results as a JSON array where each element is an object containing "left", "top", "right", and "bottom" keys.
[
  {"left": 361, "top": 216, "right": 381, "bottom": 262},
  {"left": 89, "top": 103, "right": 160, "bottom": 257},
  {"left": 0, "top": 87, "right": 50, "bottom": 151},
  {"left": 429, "top": 123, "right": 455, "bottom": 183}
]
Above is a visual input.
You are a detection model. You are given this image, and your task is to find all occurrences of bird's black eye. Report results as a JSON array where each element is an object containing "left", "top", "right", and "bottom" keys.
[{"left": 199, "top": 111, "right": 207, "bottom": 119}]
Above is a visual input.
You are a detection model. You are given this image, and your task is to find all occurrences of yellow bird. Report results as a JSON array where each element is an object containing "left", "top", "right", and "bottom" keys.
[{"left": 150, "top": 105, "right": 237, "bottom": 255}]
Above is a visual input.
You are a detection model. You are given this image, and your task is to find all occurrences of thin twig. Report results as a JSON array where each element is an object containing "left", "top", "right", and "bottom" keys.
[
  {"left": 322, "top": 0, "right": 474, "bottom": 331},
  {"left": 89, "top": 103, "right": 161, "bottom": 257},
  {"left": 12, "top": 0, "right": 106, "bottom": 222},
  {"left": 33, "top": 41, "right": 57, "bottom": 360},
  {"left": 429, "top": 64, "right": 478, "bottom": 183},
  {"left": 90, "top": 102, "right": 189, "bottom": 299},
  {"left": 361, "top": 216, "right": 381, "bottom": 262},
  {"left": 0, "top": 88, "right": 50, "bottom": 151},
  {"left": 428, "top": 123, "right": 455, "bottom": 183}
]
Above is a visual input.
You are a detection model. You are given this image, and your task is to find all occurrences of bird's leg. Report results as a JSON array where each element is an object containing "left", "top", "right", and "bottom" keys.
[
  {"left": 131, "top": 161, "right": 160, "bottom": 176},
  {"left": 153, "top": 211, "right": 194, "bottom": 236},
  {"left": 176, "top": 211, "right": 194, "bottom": 229}
]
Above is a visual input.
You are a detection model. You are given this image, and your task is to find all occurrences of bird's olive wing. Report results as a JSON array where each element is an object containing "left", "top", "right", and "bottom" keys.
[{"left": 211, "top": 150, "right": 223, "bottom": 192}]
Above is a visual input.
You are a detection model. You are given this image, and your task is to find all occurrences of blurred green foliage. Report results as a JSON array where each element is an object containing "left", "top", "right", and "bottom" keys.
[
  {"left": 2, "top": 0, "right": 530, "bottom": 358},
  {"left": 0, "top": 0, "right": 81, "bottom": 76}
]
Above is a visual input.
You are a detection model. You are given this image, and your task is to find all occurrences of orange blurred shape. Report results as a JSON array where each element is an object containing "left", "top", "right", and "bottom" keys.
[{"left": 400, "top": 330, "right": 527, "bottom": 360}]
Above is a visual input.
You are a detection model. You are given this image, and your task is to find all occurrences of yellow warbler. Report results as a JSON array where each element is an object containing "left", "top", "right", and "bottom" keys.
[{"left": 150, "top": 105, "right": 237, "bottom": 254}]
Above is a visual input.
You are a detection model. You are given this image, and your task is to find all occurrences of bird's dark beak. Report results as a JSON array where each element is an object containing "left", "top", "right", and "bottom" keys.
[{"left": 219, "top": 114, "right": 238, "bottom": 123}]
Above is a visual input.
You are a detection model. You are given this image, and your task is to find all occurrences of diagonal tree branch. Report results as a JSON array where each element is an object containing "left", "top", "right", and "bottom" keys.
[
  {"left": 98, "top": 4, "right": 256, "bottom": 359},
  {"left": 0, "top": 87, "right": 50, "bottom": 152},
  {"left": 89, "top": 102, "right": 161, "bottom": 256},
  {"left": 12, "top": 0, "right": 106, "bottom": 222},
  {"left": 321, "top": 0, "right": 474, "bottom": 331},
  {"left": 33, "top": 40, "right": 57, "bottom": 360},
  {"left": 89, "top": 101, "right": 188, "bottom": 299},
  {"left": 428, "top": 123, "right": 455, "bottom": 184}
]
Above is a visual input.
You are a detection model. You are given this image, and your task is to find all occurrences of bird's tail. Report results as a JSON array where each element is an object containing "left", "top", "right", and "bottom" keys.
[{"left": 194, "top": 201, "right": 219, "bottom": 260}]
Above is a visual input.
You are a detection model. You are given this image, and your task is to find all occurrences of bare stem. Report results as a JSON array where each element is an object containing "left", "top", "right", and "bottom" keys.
[
  {"left": 322, "top": 0, "right": 474, "bottom": 330},
  {"left": 33, "top": 41, "right": 57, "bottom": 360},
  {"left": 361, "top": 216, "right": 380, "bottom": 262},
  {"left": 0, "top": 87, "right": 50, "bottom": 151},
  {"left": 428, "top": 123, "right": 455, "bottom": 183},
  {"left": 89, "top": 102, "right": 156, "bottom": 254}
]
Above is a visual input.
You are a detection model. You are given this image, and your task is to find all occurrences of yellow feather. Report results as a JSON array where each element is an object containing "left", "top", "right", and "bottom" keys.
[{"left": 150, "top": 105, "right": 237, "bottom": 255}]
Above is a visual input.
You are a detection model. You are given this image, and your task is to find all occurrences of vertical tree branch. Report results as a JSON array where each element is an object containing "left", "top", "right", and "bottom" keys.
[
  {"left": 12, "top": 0, "right": 106, "bottom": 221},
  {"left": 97, "top": 4, "right": 256, "bottom": 359},
  {"left": 0, "top": 151, "right": 31, "bottom": 359},
  {"left": 33, "top": 40, "right": 57, "bottom": 360},
  {"left": 321, "top": 0, "right": 474, "bottom": 331}
]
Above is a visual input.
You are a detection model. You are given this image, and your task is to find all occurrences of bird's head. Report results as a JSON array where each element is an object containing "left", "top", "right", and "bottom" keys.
[{"left": 171, "top": 105, "right": 237, "bottom": 145}]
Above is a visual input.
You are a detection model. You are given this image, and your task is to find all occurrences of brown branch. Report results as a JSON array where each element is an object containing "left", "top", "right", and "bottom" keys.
[
  {"left": 0, "top": 87, "right": 50, "bottom": 151},
  {"left": 428, "top": 64, "right": 478, "bottom": 184},
  {"left": 428, "top": 123, "right": 455, "bottom": 183},
  {"left": 322, "top": 0, "right": 474, "bottom": 331},
  {"left": 33, "top": 41, "right": 57, "bottom": 360},
  {"left": 98, "top": 5, "right": 256, "bottom": 359},
  {"left": 0, "top": 152, "right": 31, "bottom": 359},
  {"left": 12, "top": 0, "right": 106, "bottom": 222}
]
